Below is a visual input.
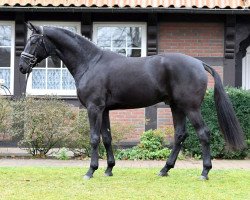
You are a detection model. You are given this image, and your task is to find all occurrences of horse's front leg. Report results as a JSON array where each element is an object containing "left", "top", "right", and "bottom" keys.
[
  {"left": 84, "top": 104, "right": 104, "bottom": 180},
  {"left": 101, "top": 110, "right": 115, "bottom": 176}
]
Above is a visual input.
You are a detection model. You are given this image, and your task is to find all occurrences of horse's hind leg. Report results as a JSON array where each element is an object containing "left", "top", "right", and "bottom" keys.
[
  {"left": 101, "top": 110, "right": 115, "bottom": 176},
  {"left": 159, "top": 106, "right": 187, "bottom": 176},
  {"left": 187, "top": 109, "right": 212, "bottom": 180}
]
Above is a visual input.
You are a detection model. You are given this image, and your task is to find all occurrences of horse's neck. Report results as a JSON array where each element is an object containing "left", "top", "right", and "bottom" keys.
[{"left": 45, "top": 27, "right": 101, "bottom": 84}]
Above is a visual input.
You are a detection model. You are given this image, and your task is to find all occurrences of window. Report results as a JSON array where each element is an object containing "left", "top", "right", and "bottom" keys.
[
  {"left": 242, "top": 46, "right": 250, "bottom": 90},
  {"left": 93, "top": 23, "right": 147, "bottom": 57},
  {"left": 0, "top": 22, "right": 14, "bottom": 95},
  {"left": 26, "top": 22, "right": 81, "bottom": 96}
]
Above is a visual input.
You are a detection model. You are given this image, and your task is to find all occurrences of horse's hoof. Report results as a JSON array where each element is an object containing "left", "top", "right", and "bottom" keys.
[
  {"left": 199, "top": 175, "right": 209, "bottom": 181},
  {"left": 83, "top": 175, "right": 93, "bottom": 180},
  {"left": 104, "top": 172, "right": 113, "bottom": 177},
  {"left": 158, "top": 171, "right": 169, "bottom": 177}
]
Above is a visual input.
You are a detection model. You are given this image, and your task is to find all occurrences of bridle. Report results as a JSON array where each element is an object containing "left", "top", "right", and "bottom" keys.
[
  {"left": 20, "top": 33, "right": 49, "bottom": 71},
  {"left": 20, "top": 32, "right": 49, "bottom": 95}
]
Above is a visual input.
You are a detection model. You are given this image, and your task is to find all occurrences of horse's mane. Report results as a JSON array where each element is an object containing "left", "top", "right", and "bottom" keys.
[{"left": 43, "top": 25, "right": 99, "bottom": 47}]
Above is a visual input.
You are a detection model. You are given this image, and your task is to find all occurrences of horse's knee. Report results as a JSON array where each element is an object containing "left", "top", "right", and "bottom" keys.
[{"left": 90, "top": 135, "right": 100, "bottom": 148}]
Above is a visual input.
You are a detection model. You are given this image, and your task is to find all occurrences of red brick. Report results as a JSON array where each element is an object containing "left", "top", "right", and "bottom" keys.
[
  {"left": 157, "top": 108, "right": 174, "bottom": 129},
  {"left": 158, "top": 23, "right": 224, "bottom": 57},
  {"left": 110, "top": 108, "right": 145, "bottom": 141}
]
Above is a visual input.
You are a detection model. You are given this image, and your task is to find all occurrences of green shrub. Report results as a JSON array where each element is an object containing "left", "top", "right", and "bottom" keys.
[
  {"left": 13, "top": 97, "right": 77, "bottom": 157},
  {"left": 55, "top": 147, "right": 69, "bottom": 160},
  {"left": 0, "top": 96, "right": 12, "bottom": 140},
  {"left": 183, "top": 87, "right": 250, "bottom": 159},
  {"left": 64, "top": 109, "right": 91, "bottom": 157},
  {"left": 64, "top": 109, "right": 128, "bottom": 158},
  {"left": 116, "top": 129, "right": 171, "bottom": 160}
]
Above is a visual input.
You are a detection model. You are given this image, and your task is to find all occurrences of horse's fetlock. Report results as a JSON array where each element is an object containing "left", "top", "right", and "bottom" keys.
[
  {"left": 90, "top": 165, "right": 99, "bottom": 170},
  {"left": 166, "top": 163, "right": 174, "bottom": 169},
  {"left": 108, "top": 161, "right": 115, "bottom": 167},
  {"left": 204, "top": 164, "right": 212, "bottom": 170}
]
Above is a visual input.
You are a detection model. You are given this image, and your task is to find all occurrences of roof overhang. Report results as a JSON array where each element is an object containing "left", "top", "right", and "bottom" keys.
[{"left": 1, "top": 6, "right": 250, "bottom": 14}]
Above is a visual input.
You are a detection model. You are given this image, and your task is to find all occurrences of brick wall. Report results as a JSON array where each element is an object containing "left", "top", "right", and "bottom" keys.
[
  {"left": 110, "top": 109, "right": 145, "bottom": 141},
  {"left": 157, "top": 108, "right": 173, "bottom": 129},
  {"left": 159, "top": 23, "right": 224, "bottom": 57}
]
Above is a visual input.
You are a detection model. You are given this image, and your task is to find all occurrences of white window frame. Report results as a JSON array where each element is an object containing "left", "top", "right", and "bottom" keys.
[
  {"left": 0, "top": 21, "right": 15, "bottom": 95},
  {"left": 93, "top": 22, "right": 147, "bottom": 57},
  {"left": 242, "top": 46, "right": 250, "bottom": 90},
  {"left": 26, "top": 21, "right": 81, "bottom": 96}
]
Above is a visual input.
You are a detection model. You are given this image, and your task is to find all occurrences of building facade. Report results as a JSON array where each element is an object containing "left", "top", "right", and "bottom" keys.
[{"left": 1, "top": 0, "right": 250, "bottom": 144}]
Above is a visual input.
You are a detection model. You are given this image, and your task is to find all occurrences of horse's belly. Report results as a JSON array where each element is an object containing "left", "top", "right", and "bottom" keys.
[{"left": 106, "top": 88, "right": 168, "bottom": 110}]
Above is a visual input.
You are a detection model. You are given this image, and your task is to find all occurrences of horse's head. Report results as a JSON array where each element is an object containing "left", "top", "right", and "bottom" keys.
[{"left": 19, "top": 22, "right": 51, "bottom": 74}]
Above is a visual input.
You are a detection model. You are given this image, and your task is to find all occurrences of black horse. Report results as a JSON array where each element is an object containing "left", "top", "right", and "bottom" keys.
[{"left": 19, "top": 22, "right": 245, "bottom": 180}]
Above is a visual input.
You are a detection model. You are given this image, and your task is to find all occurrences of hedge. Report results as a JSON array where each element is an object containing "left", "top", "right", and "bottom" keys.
[
  {"left": 1, "top": 97, "right": 125, "bottom": 158},
  {"left": 183, "top": 87, "right": 250, "bottom": 159}
]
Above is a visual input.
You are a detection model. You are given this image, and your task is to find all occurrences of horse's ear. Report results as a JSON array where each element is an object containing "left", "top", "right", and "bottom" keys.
[{"left": 26, "top": 22, "right": 40, "bottom": 33}]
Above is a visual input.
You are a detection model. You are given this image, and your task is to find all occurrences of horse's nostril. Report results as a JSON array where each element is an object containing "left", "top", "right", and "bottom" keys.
[{"left": 19, "top": 65, "right": 26, "bottom": 74}]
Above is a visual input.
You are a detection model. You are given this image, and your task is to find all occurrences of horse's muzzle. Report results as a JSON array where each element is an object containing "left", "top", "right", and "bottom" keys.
[{"left": 19, "top": 63, "right": 33, "bottom": 74}]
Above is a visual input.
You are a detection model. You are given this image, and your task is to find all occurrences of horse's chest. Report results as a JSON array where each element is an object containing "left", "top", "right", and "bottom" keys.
[{"left": 76, "top": 80, "right": 106, "bottom": 107}]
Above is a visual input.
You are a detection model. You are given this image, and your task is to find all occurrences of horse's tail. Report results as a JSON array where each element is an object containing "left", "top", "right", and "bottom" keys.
[{"left": 202, "top": 62, "right": 246, "bottom": 150}]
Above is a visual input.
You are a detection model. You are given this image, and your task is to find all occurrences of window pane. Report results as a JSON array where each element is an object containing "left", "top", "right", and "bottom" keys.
[
  {"left": 97, "top": 27, "right": 111, "bottom": 48},
  {"left": 48, "top": 56, "right": 61, "bottom": 68},
  {"left": 0, "top": 25, "right": 11, "bottom": 46},
  {"left": 0, "top": 47, "right": 10, "bottom": 67},
  {"left": 0, "top": 69, "right": 10, "bottom": 89},
  {"left": 112, "top": 27, "right": 126, "bottom": 48},
  {"left": 62, "top": 63, "right": 67, "bottom": 68},
  {"left": 95, "top": 25, "right": 144, "bottom": 58},
  {"left": 62, "top": 69, "right": 75, "bottom": 90},
  {"left": 47, "top": 69, "right": 61, "bottom": 89},
  {"left": 97, "top": 39, "right": 111, "bottom": 48},
  {"left": 32, "top": 69, "right": 46, "bottom": 89},
  {"left": 127, "top": 27, "right": 141, "bottom": 48},
  {"left": 127, "top": 49, "right": 141, "bottom": 57},
  {"left": 63, "top": 26, "right": 77, "bottom": 33},
  {"left": 113, "top": 48, "right": 126, "bottom": 56},
  {"left": 37, "top": 59, "right": 46, "bottom": 68}
]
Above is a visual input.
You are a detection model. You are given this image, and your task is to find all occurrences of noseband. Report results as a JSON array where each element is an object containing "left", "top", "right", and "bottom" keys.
[{"left": 21, "top": 51, "right": 38, "bottom": 68}]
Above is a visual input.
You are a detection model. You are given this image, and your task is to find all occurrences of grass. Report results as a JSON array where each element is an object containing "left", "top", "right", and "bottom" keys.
[{"left": 0, "top": 167, "right": 249, "bottom": 200}]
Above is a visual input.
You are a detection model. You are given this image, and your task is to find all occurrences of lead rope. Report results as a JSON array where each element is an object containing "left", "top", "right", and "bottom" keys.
[{"left": 23, "top": 72, "right": 30, "bottom": 96}]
